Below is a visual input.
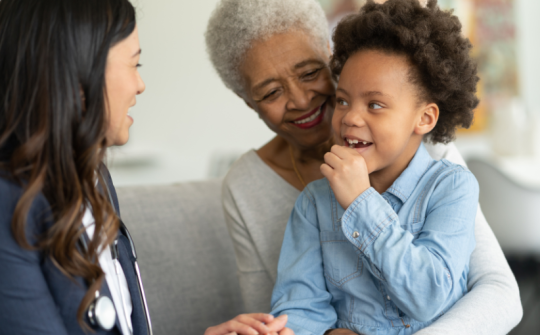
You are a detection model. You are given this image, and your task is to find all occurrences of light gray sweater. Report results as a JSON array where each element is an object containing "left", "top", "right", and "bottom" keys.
[{"left": 222, "top": 142, "right": 522, "bottom": 335}]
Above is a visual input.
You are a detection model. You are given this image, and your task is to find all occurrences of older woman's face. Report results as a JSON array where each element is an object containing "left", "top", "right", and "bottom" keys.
[{"left": 239, "top": 30, "right": 336, "bottom": 149}]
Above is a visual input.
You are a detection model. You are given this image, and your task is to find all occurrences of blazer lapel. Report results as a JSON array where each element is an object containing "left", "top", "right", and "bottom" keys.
[
  {"left": 100, "top": 164, "right": 148, "bottom": 334},
  {"left": 116, "top": 233, "right": 149, "bottom": 335}
]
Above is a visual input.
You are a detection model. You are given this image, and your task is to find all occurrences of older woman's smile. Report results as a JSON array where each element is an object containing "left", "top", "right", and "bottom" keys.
[{"left": 291, "top": 102, "right": 327, "bottom": 129}]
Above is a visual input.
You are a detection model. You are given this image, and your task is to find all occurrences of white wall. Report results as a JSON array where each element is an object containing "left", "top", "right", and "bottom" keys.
[
  {"left": 108, "top": 0, "right": 274, "bottom": 186},
  {"left": 516, "top": 0, "right": 540, "bottom": 115}
]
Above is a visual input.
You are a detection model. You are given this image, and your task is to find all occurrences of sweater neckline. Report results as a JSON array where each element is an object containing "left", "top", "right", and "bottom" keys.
[{"left": 246, "top": 149, "right": 301, "bottom": 196}]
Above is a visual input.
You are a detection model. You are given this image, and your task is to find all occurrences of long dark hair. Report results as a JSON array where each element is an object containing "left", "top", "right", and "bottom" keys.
[{"left": 0, "top": 0, "right": 136, "bottom": 328}]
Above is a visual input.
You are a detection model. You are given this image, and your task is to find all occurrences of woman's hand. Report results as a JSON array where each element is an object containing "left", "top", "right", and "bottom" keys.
[
  {"left": 321, "top": 145, "right": 371, "bottom": 209},
  {"left": 204, "top": 314, "right": 289, "bottom": 335}
]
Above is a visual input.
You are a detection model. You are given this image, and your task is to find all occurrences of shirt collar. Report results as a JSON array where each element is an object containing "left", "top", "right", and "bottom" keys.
[{"left": 384, "top": 143, "right": 434, "bottom": 203}]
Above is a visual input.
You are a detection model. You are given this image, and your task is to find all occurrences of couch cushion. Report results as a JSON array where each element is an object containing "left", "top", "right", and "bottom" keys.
[{"left": 116, "top": 179, "right": 244, "bottom": 335}]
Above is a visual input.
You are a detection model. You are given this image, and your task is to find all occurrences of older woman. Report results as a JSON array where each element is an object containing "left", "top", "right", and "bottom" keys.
[{"left": 205, "top": 0, "right": 522, "bottom": 334}]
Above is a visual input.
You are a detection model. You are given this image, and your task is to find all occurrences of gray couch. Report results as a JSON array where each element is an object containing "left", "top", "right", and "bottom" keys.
[{"left": 116, "top": 179, "right": 245, "bottom": 335}]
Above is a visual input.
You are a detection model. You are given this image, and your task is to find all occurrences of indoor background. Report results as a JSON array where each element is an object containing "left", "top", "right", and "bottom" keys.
[
  {"left": 109, "top": 0, "right": 540, "bottom": 333},
  {"left": 108, "top": 0, "right": 540, "bottom": 186}
]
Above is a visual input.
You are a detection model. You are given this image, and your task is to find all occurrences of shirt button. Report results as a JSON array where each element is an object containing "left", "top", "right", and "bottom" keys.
[
  {"left": 387, "top": 295, "right": 391, "bottom": 300},
  {"left": 352, "top": 231, "right": 360, "bottom": 238}
]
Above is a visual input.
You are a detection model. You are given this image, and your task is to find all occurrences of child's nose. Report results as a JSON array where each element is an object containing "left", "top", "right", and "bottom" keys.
[{"left": 342, "top": 109, "right": 366, "bottom": 128}]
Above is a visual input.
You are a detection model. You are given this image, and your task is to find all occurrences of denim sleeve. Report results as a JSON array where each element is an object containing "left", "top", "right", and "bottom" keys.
[
  {"left": 0, "top": 200, "right": 69, "bottom": 334},
  {"left": 341, "top": 169, "right": 479, "bottom": 322},
  {"left": 271, "top": 190, "right": 337, "bottom": 335}
]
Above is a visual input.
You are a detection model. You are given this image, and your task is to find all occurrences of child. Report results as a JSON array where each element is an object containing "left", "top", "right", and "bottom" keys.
[{"left": 270, "top": 1, "right": 480, "bottom": 334}]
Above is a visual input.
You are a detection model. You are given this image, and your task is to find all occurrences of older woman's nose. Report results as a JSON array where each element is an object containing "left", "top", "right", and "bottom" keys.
[{"left": 285, "top": 82, "right": 313, "bottom": 111}]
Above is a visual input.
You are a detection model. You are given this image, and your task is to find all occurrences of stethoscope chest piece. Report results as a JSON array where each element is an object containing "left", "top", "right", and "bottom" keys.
[{"left": 88, "top": 292, "right": 116, "bottom": 331}]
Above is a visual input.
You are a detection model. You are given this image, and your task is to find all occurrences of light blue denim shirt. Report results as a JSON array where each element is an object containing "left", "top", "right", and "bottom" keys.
[{"left": 271, "top": 143, "right": 479, "bottom": 335}]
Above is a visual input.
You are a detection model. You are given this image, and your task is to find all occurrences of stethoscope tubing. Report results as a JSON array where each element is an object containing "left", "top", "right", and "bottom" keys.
[
  {"left": 134, "top": 260, "right": 153, "bottom": 334},
  {"left": 102, "top": 170, "right": 154, "bottom": 335}
]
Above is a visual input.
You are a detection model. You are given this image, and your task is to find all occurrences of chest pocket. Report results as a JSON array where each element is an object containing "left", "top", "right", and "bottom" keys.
[{"left": 320, "top": 230, "right": 363, "bottom": 287}]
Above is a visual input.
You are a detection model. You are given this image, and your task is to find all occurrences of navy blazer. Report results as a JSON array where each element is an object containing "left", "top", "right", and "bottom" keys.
[{"left": 0, "top": 167, "right": 149, "bottom": 335}]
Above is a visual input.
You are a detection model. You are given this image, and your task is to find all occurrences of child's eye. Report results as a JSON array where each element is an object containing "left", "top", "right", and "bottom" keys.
[
  {"left": 369, "top": 102, "right": 382, "bottom": 109},
  {"left": 337, "top": 99, "right": 348, "bottom": 106},
  {"left": 136, "top": 63, "right": 143, "bottom": 68}
]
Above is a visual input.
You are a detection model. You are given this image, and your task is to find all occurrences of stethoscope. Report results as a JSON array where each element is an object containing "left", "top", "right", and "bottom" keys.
[{"left": 80, "top": 171, "right": 154, "bottom": 335}]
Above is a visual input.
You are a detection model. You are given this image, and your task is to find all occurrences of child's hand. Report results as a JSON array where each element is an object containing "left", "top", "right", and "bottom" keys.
[{"left": 321, "top": 145, "right": 370, "bottom": 209}]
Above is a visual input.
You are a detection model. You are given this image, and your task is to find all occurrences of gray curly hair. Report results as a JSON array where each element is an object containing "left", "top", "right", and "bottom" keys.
[{"left": 205, "top": 0, "right": 329, "bottom": 97}]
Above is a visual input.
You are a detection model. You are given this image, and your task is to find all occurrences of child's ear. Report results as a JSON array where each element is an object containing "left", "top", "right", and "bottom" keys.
[{"left": 414, "top": 103, "right": 439, "bottom": 136}]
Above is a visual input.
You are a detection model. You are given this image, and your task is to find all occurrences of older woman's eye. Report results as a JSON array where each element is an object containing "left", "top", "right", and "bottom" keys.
[
  {"left": 302, "top": 69, "right": 321, "bottom": 80},
  {"left": 369, "top": 102, "right": 382, "bottom": 109},
  {"left": 263, "top": 90, "right": 278, "bottom": 100}
]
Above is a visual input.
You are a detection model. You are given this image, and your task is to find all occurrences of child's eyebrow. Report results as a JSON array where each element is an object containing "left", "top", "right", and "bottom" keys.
[
  {"left": 336, "top": 88, "right": 394, "bottom": 100},
  {"left": 360, "top": 91, "right": 391, "bottom": 98}
]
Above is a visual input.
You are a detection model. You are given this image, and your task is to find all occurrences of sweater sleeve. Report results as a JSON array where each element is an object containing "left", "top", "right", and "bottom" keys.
[
  {"left": 222, "top": 180, "right": 274, "bottom": 313},
  {"left": 416, "top": 143, "right": 523, "bottom": 334},
  {"left": 413, "top": 205, "right": 522, "bottom": 335}
]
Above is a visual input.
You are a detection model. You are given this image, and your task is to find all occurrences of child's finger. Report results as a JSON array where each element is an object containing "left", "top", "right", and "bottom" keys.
[
  {"left": 330, "top": 144, "right": 349, "bottom": 158},
  {"left": 323, "top": 152, "right": 342, "bottom": 169},
  {"left": 320, "top": 163, "right": 335, "bottom": 179}
]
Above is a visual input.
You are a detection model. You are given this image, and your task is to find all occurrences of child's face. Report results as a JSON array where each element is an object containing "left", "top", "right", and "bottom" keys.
[{"left": 333, "top": 49, "right": 436, "bottom": 175}]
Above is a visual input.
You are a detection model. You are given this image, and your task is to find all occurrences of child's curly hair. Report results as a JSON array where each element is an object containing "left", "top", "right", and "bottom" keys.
[{"left": 330, "top": 0, "right": 479, "bottom": 144}]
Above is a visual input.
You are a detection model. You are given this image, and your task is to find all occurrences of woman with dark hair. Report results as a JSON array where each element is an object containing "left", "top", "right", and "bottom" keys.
[
  {"left": 0, "top": 0, "right": 148, "bottom": 333},
  {"left": 0, "top": 1, "right": 289, "bottom": 334}
]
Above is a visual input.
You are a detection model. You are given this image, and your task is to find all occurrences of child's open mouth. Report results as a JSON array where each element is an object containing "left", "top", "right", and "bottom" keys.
[{"left": 345, "top": 137, "right": 373, "bottom": 149}]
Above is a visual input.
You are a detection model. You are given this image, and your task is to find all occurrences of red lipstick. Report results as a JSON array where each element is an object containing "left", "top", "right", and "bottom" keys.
[{"left": 291, "top": 103, "right": 326, "bottom": 129}]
